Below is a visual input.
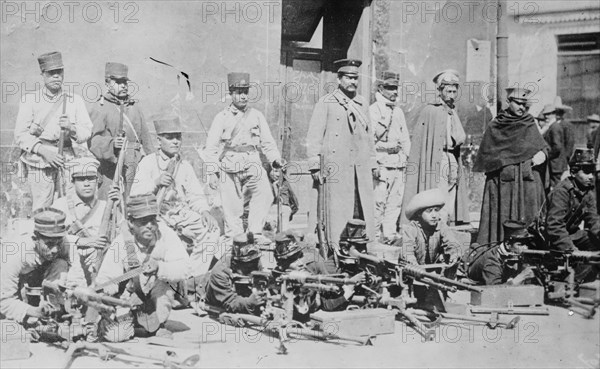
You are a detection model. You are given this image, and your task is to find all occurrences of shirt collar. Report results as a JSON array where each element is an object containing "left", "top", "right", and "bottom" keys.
[
  {"left": 228, "top": 104, "right": 247, "bottom": 115},
  {"left": 375, "top": 91, "right": 395, "bottom": 108}
]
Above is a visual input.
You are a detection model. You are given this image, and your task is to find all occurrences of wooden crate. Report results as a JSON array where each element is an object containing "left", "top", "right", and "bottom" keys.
[
  {"left": 310, "top": 308, "right": 396, "bottom": 337},
  {"left": 470, "top": 285, "right": 545, "bottom": 307}
]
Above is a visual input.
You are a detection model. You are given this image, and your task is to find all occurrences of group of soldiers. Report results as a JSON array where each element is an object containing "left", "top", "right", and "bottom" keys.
[{"left": 1, "top": 50, "right": 599, "bottom": 343}]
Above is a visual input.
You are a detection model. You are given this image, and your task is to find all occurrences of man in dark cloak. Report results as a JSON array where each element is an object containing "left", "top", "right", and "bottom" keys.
[{"left": 474, "top": 87, "right": 549, "bottom": 244}]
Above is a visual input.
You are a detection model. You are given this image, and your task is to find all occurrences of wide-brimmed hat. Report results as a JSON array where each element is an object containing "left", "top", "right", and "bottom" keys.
[{"left": 404, "top": 189, "right": 446, "bottom": 221}]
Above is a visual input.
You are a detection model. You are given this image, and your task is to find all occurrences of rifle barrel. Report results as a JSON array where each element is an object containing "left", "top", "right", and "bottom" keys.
[{"left": 399, "top": 261, "right": 483, "bottom": 293}]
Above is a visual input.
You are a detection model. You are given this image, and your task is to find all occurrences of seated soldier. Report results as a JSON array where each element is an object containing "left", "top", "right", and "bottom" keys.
[
  {"left": 130, "top": 116, "right": 221, "bottom": 275},
  {"left": 401, "top": 189, "right": 461, "bottom": 265},
  {"left": 52, "top": 157, "right": 120, "bottom": 285},
  {"left": 204, "top": 232, "right": 266, "bottom": 315},
  {"left": 94, "top": 194, "right": 190, "bottom": 338},
  {"left": 1, "top": 208, "right": 70, "bottom": 322},
  {"left": 546, "top": 148, "right": 600, "bottom": 251},
  {"left": 273, "top": 230, "right": 360, "bottom": 318},
  {"left": 545, "top": 148, "right": 600, "bottom": 282},
  {"left": 466, "top": 220, "right": 535, "bottom": 285}
]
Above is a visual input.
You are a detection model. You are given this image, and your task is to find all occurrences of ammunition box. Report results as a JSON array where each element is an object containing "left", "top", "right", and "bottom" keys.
[
  {"left": 470, "top": 285, "right": 544, "bottom": 307},
  {"left": 310, "top": 308, "right": 396, "bottom": 337}
]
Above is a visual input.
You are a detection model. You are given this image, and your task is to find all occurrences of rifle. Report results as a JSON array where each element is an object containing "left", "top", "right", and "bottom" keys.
[
  {"left": 42, "top": 280, "right": 133, "bottom": 316},
  {"left": 156, "top": 153, "right": 182, "bottom": 210},
  {"left": 55, "top": 95, "right": 69, "bottom": 198},
  {"left": 94, "top": 132, "right": 129, "bottom": 280},
  {"left": 54, "top": 340, "right": 200, "bottom": 369},
  {"left": 519, "top": 249, "right": 600, "bottom": 318},
  {"left": 316, "top": 154, "right": 338, "bottom": 265},
  {"left": 347, "top": 248, "right": 483, "bottom": 294}
]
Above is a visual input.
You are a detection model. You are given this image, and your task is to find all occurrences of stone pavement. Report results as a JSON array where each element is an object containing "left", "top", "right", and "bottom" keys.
[{"left": 2, "top": 299, "right": 599, "bottom": 369}]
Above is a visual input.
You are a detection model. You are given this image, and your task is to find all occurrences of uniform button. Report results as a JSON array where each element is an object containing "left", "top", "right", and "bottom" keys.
[
  {"left": 332, "top": 150, "right": 336, "bottom": 153},
  {"left": 335, "top": 133, "right": 339, "bottom": 137}
]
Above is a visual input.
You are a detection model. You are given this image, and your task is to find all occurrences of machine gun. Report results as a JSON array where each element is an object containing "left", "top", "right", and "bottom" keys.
[
  {"left": 26, "top": 280, "right": 133, "bottom": 344},
  {"left": 519, "top": 249, "right": 600, "bottom": 318}
]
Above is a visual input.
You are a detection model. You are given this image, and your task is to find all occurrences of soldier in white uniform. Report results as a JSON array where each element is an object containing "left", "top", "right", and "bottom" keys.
[
  {"left": 369, "top": 71, "right": 411, "bottom": 242},
  {"left": 14, "top": 51, "right": 93, "bottom": 211},
  {"left": 204, "top": 73, "right": 283, "bottom": 241},
  {"left": 131, "top": 116, "right": 221, "bottom": 272}
]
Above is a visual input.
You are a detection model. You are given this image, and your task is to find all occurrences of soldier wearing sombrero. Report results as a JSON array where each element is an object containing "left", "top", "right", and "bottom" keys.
[
  {"left": 401, "top": 189, "right": 461, "bottom": 266},
  {"left": 14, "top": 51, "right": 93, "bottom": 211},
  {"left": 1, "top": 208, "right": 70, "bottom": 321},
  {"left": 473, "top": 87, "right": 549, "bottom": 244}
]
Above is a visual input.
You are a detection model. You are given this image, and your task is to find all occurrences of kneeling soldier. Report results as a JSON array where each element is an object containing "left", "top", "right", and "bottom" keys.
[
  {"left": 466, "top": 220, "right": 535, "bottom": 285},
  {"left": 1, "top": 208, "right": 70, "bottom": 322},
  {"left": 204, "top": 233, "right": 266, "bottom": 315},
  {"left": 131, "top": 116, "right": 221, "bottom": 273},
  {"left": 545, "top": 148, "right": 600, "bottom": 282},
  {"left": 94, "top": 194, "right": 189, "bottom": 337}
]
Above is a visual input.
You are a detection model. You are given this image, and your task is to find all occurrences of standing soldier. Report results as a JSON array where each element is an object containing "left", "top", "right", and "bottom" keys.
[
  {"left": 369, "top": 71, "right": 411, "bottom": 242},
  {"left": 88, "top": 62, "right": 155, "bottom": 200},
  {"left": 402, "top": 69, "right": 469, "bottom": 226},
  {"left": 204, "top": 73, "right": 283, "bottom": 242},
  {"left": 15, "top": 51, "right": 93, "bottom": 211},
  {"left": 306, "top": 59, "right": 377, "bottom": 250}
]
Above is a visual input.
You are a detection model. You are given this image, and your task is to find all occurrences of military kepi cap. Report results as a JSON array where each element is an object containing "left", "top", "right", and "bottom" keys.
[
  {"left": 67, "top": 157, "right": 100, "bottom": 179},
  {"left": 274, "top": 230, "right": 303, "bottom": 260},
  {"left": 340, "top": 219, "right": 369, "bottom": 244},
  {"left": 433, "top": 69, "right": 459, "bottom": 87},
  {"left": 154, "top": 116, "right": 182, "bottom": 134},
  {"left": 506, "top": 87, "right": 533, "bottom": 101},
  {"left": 228, "top": 72, "right": 250, "bottom": 90},
  {"left": 334, "top": 59, "right": 362, "bottom": 76},
  {"left": 569, "top": 148, "right": 596, "bottom": 167},
  {"left": 232, "top": 232, "right": 262, "bottom": 262},
  {"left": 38, "top": 51, "right": 64, "bottom": 73},
  {"left": 127, "top": 194, "right": 159, "bottom": 219},
  {"left": 381, "top": 71, "right": 400, "bottom": 87},
  {"left": 502, "top": 220, "right": 533, "bottom": 243},
  {"left": 404, "top": 188, "right": 446, "bottom": 221},
  {"left": 33, "top": 207, "right": 67, "bottom": 237},
  {"left": 105, "top": 62, "right": 130, "bottom": 81}
]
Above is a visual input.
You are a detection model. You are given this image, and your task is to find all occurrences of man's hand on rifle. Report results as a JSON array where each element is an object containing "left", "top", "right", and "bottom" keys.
[
  {"left": 249, "top": 288, "right": 267, "bottom": 306},
  {"left": 142, "top": 259, "right": 160, "bottom": 275},
  {"left": 208, "top": 173, "right": 219, "bottom": 190},
  {"left": 342, "top": 272, "right": 366, "bottom": 300},
  {"left": 26, "top": 301, "right": 55, "bottom": 318},
  {"left": 37, "top": 145, "right": 64, "bottom": 168},
  {"left": 113, "top": 136, "right": 126, "bottom": 150},
  {"left": 372, "top": 167, "right": 381, "bottom": 181},
  {"left": 77, "top": 235, "right": 108, "bottom": 250},
  {"left": 201, "top": 210, "right": 219, "bottom": 232},
  {"left": 310, "top": 169, "right": 321, "bottom": 184},
  {"left": 59, "top": 115, "right": 77, "bottom": 136},
  {"left": 156, "top": 172, "right": 174, "bottom": 188},
  {"left": 107, "top": 185, "right": 121, "bottom": 204}
]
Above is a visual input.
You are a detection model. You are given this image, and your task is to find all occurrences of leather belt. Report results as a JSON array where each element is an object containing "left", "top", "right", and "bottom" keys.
[
  {"left": 376, "top": 147, "right": 400, "bottom": 154},
  {"left": 225, "top": 145, "right": 257, "bottom": 153},
  {"left": 40, "top": 137, "right": 72, "bottom": 148}
]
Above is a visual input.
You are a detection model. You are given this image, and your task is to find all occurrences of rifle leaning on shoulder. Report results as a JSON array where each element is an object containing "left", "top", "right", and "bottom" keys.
[
  {"left": 55, "top": 94, "right": 69, "bottom": 198},
  {"left": 93, "top": 133, "right": 129, "bottom": 280}
]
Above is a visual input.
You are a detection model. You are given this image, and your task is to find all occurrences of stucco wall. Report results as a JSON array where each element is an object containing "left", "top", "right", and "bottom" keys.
[{"left": 1, "top": 1, "right": 283, "bottom": 148}]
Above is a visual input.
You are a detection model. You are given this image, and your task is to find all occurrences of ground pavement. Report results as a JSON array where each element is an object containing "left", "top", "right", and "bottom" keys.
[{"left": 2, "top": 292, "right": 599, "bottom": 369}]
